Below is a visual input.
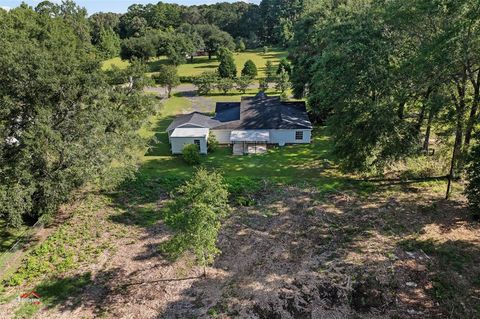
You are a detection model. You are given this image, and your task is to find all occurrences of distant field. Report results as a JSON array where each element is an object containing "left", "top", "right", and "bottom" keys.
[{"left": 102, "top": 48, "right": 288, "bottom": 79}]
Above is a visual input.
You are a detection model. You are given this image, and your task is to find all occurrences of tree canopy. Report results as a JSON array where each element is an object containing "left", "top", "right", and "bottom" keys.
[{"left": 0, "top": 5, "right": 155, "bottom": 226}]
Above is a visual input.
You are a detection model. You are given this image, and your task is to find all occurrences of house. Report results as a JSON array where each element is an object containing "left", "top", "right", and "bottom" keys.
[{"left": 167, "top": 93, "right": 313, "bottom": 155}]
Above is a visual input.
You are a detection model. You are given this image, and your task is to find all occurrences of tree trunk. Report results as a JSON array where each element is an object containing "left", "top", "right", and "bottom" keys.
[
  {"left": 398, "top": 101, "right": 405, "bottom": 120},
  {"left": 446, "top": 75, "right": 467, "bottom": 199},
  {"left": 423, "top": 108, "right": 434, "bottom": 154},
  {"left": 208, "top": 51, "right": 212, "bottom": 60},
  {"left": 167, "top": 86, "right": 172, "bottom": 98},
  {"left": 465, "top": 71, "right": 480, "bottom": 146}
]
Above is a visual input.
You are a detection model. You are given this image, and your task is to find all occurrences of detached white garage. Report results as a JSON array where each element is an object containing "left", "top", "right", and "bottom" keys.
[{"left": 169, "top": 128, "right": 209, "bottom": 154}]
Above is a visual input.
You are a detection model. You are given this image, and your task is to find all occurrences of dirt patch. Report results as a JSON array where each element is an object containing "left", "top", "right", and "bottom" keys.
[{"left": 3, "top": 185, "right": 479, "bottom": 319}]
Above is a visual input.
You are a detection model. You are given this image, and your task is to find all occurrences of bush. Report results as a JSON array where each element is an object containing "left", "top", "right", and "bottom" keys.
[
  {"left": 241, "top": 60, "right": 258, "bottom": 78},
  {"left": 208, "top": 134, "right": 219, "bottom": 152},
  {"left": 182, "top": 144, "right": 201, "bottom": 165},
  {"left": 216, "top": 78, "right": 235, "bottom": 94},
  {"left": 465, "top": 145, "right": 480, "bottom": 219},
  {"left": 236, "top": 76, "right": 253, "bottom": 94},
  {"left": 179, "top": 76, "right": 197, "bottom": 83},
  {"left": 193, "top": 72, "right": 217, "bottom": 95}
]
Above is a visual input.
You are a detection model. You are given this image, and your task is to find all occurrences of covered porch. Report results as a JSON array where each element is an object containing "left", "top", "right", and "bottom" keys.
[{"left": 230, "top": 130, "right": 270, "bottom": 155}]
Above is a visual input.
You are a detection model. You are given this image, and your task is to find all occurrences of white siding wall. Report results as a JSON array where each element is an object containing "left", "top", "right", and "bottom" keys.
[
  {"left": 171, "top": 137, "right": 208, "bottom": 154},
  {"left": 210, "top": 130, "right": 232, "bottom": 144},
  {"left": 269, "top": 129, "right": 312, "bottom": 146}
]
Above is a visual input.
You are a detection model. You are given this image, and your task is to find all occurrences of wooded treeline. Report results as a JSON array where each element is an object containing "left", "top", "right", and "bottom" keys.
[
  {"left": 289, "top": 0, "right": 480, "bottom": 200},
  {"left": 0, "top": 3, "right": 155, "bottom": 226}
]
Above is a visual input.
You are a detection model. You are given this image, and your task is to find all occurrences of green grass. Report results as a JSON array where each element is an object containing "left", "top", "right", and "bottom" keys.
[
  {"left": 102, "top": 48, "right": 288, "bottom": 79},
  {"left": 135, "top": 92, "right": 349, "bottom": 195}
]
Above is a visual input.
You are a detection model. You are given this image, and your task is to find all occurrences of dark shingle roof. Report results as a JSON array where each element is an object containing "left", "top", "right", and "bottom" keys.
[
  {"left": 166, "top": 112, "right": 220, "bottom": 132},
  {"left": 214, "top": 103, "right": 241, "bottom": 122},
  {"left": 214, "top": 95, "right": 312, "bottom": 130}
]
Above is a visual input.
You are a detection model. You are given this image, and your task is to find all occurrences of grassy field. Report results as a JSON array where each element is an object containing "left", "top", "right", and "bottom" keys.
[{"left": 103, "top": 48, "right": 288, "bottom": 79}]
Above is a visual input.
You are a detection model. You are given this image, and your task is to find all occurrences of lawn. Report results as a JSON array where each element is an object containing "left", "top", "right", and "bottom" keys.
[{"left": 102, "top": 48, "right": 288, "bottom": 79}]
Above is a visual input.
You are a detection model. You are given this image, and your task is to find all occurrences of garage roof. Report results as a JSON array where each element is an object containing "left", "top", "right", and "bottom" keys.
[{"left": 170, "top": 128, "right": 209, "bottom": 138}]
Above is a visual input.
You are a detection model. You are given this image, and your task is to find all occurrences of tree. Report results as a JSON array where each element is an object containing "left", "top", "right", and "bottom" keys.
[
  {"left": 265, "top": 60, "right": 275, "bottom": 81},
  {"left": 182, "top": 144, "right": 201, "bottom": 165},
  {"left": 88, "top": 12, "right": 120, "bottom": 45},
  {"left": 195, "top": 24, "right": 235, "bottom": 59},
  {"left": 275, "top": 68, "right": 290, "bottom": 97},
  {"left": 236, "top": 38, "right": 246, "bottom": 52},
  {"left": 0, "top": 6, "right": 154, "bottom": 227},
  {"left": 217, "top": 48, "right": 237, "bottom": 78},
  {"left": 120, "top": 35, "right": 156, "bottom": 61},
  {"left": 154, "top": 65, "right": 180, "bottom": 98},
  {"left": 465, "top": 145, "right": 480, "bottom": 219},
  {"left": 241, "top": 60, "right": 258, "bottom": 78},
  {"left": 193, "top": 72, "right": 218, "bottom": 95},
  {"left": 160, "top": 168, "right": 230, "bottom": 276},
  {"left": 165, "top": 32, "right": 196, "bottom": 66},
  {"left": 97, "top": 28, "right": 121, "bottom": 58},
  {"left": 236, "top": 76, "right": 253, "bottom": 93},
  {"left": 216, "top": 78, "right": 235, "bottom": 94},
  {"left": 263, "top": 45, "right": 269, "bottom": 54},
  {"left": 259, "top": 78, "right": 269, "bottom": 92},
  {"left": 276, "top": 58, "right": 291, "bottom": 75}
]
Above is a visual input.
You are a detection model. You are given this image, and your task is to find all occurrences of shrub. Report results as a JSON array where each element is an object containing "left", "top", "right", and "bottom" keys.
[
  {"left": 259, "top": 78, "right": 269, "bottom": 92},
  {"left": 277, "top": 58, "right": 292, "bottom": 75},
  {"left": 193, "top": 72, "right": 217, "bottom": 95},
  {"left": 216, "top": 78, "right": 235, "bottom": 94},
  {"left": 241, "top": 60, "right": 258, "bottom": 78},
  {"left": 182, "top": 144, "right": 201, "bottom": 165},
  {"left": 465, "top": 145, "right": 480, "bottom": 219},
  {"left": 208, "top": 134, "right": 219, "bottom": 152},
  {"left": 236, "top": 76, "right": 253, "bottom": 94}
]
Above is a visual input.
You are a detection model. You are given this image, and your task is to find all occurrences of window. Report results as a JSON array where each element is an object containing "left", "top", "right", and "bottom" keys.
[
  {"left": 295, "top": 131, "right": 304, "bottom": 140},
  {"left": 193, "top": 139, "right": 201, "bottom": 148}
]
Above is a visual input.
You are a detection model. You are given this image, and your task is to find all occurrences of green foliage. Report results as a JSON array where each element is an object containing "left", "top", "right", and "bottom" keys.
[
  {"left": 465, "top": 145, "right": 480, "bottom": 219},
  {"left": 263, "top": 46, "right": 269, "bottom": 54},
  {"left": 97, "top": 27, "right": 121, "bottom": 58},
  {"left": 236, "top": 38, "right": 246, "bottom": 52},
  {"left": 259, "top": 78, "right": 269, "bottom": 92},
  {"left": 265, "top": 60, "right": 275, "bottom": 81},
  {"left": 193, "top": 72, "right": 218, "bottom": 95},
  {"left": 217, "top": 48, "right": 237, "bottom": 78},
  {"left": 275, "top": 68, "right": 290, "bottom": 96},
  {"left": 0, "top": 7, "right": 155, "bottom": 227},
  {"left": 276, "top": 58, "right": 291, "bottom": 75},
  {"left": 154, "top": 65, "right": 180, "bottom": 98},
  {"left": 4, "top": 196, "right": 113, "bottom": 286},
  {"left": 160, "top": 169, "right": 230, "bottom": 268},
  {"left": 216, "top": 78, "right": 235, "bottom": 94},
  {"left": 120, "top": 35, "right": 156, "bottom": 61},
  {"left": 224, "top": 176, "right": 263, "bottom": 206},
  {"left": 241, "top": 59, "right": 258, "bottom": 78},
  {"left": 182, "top": 144, "right": 201, "bottom": 165},
  {"left": 236, "top": 76, "right": 254, "bottom": 93},
  {"left": 207, "top": 134, "right": 219, "bottom": 153}
]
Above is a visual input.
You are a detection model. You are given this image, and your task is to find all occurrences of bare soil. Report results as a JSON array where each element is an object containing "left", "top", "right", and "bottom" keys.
[{"left": 2, "top": 184, "right": 479, "bottom": 319}]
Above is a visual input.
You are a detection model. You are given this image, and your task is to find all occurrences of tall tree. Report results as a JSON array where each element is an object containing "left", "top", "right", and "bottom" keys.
[
  {"left": 0, "top": 5, "right": 154, "bottom": 226},
  {"left": 217, "top": 48, "right": 237, "bottom": 78}
]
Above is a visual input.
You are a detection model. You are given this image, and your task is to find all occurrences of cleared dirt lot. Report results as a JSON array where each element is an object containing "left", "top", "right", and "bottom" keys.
[{"left": 2, "top": 182, "right": 478, "bottom": 319}]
